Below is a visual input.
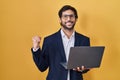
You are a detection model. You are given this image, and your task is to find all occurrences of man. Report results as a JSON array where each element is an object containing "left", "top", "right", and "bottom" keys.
[{"left": 31, "top": 5, "right": 90, "bottom": 80}]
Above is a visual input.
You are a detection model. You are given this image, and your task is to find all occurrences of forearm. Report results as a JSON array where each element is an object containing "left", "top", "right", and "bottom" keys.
[
  {"left": 31, "top": 48, "right": 41, "bottom": 66},
  {"left": 31, "top": 48, "right": 49, "bottom": 72}
]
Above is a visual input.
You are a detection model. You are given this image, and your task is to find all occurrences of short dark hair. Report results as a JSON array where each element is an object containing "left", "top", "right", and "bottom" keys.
[{"left": 58, "top": 5, "right": 78, "bottom": 19}]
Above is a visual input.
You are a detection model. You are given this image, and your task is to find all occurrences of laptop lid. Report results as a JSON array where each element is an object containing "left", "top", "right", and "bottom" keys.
[{"left": 61, "top": 46, "right": 105, "bottom": 69}]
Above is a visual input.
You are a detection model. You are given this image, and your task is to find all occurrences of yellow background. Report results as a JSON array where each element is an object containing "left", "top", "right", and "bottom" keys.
[{"left": 0, "top": 0, "right": 120, "bottom": 80}]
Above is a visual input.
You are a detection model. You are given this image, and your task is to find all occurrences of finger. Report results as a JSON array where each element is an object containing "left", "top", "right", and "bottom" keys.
[
  {"left": 36, "top": 36, "right": 41, "bottom": 41},
  {"left": 73, "top": 67, "right": 83, "bottom": 72},
  {"left": 35, "top": 36, "right": 41, "bottom": 42},
  {"left": 32, "top": 37, "right": 36, "bottom": 42},
  {"left": 73, "top": 68, "right": 76, "bottom": 71},
  {"left": 81, "top": 66, "right": 85, "bottom": 70},
  {"left": 77, "top": 67, "right": 80, "bottom": 70},
  {"left": 32, "top": 36, "right": 41, "bottom": 43},
  {"left": 77, "top": 67, "right": 81, "bottom": 71}
]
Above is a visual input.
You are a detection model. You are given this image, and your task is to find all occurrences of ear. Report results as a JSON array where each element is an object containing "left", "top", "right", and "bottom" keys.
[{"left": 59, "top": 18, "right": 62, "bottom": 23}]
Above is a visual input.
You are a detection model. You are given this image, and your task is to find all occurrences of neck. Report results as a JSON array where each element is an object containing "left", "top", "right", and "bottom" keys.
[{"left": 61, "top": 27, "right": 74, "bottom": 39}]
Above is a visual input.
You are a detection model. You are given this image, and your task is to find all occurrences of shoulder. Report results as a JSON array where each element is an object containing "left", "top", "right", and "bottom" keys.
[
  {"left": 75, "top": 32, "right": 90, "bottom": 46},
  {"left": 75, "top": 32, "right": 90, "bottom": 39},
  {"left": 43, "top": 30, "right": 60, "bottom": 43},
  {"left": 45, "top": 31, "right": 60, "bottom": 40}
]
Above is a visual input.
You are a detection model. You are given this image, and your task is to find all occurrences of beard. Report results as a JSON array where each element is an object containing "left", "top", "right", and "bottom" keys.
[{"left": 60, "top": 21, "right": 76, "bottom": 31}]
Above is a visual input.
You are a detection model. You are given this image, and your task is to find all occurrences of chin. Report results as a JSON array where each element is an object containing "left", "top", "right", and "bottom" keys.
[{"left": 65, "top": 26, "right": 74, "bottom": 30}]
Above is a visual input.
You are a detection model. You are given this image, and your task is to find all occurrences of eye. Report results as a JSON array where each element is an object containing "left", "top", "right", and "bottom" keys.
[{"left": 62, "top": 14, "right": 75, "bottom": 20}]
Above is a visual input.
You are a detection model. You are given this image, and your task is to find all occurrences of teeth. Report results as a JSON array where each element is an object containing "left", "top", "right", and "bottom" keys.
[
  {"left": 67, "top": 22, "right": 72, "bottom": 23},
  {"left": 67, "top": 23, "right": 72, "bottom": 24}
]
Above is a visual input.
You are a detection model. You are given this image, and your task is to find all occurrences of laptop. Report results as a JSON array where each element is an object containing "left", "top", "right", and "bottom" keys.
[{"left": 61, "top": 46, "right": 105, "bottom": 69}]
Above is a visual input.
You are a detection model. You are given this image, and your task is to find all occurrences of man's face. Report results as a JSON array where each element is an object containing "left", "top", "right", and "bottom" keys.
[{"left": 60, "top": 10, "right": 77, "bottom": 30}]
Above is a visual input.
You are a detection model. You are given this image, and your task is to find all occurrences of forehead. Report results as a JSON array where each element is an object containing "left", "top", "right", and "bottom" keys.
[{"left": 62, "top": 9, "right": 74, "bottom": 15}]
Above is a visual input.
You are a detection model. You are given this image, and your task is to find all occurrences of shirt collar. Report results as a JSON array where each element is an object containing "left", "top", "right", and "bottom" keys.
[{"left": 60, "top": 29, "right": 75, "bottom": 39}]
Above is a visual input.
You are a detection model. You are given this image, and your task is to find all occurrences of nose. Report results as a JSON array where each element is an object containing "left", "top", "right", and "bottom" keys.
[{"left": 67, "top": 16, "right": 71, "bottom": 20}]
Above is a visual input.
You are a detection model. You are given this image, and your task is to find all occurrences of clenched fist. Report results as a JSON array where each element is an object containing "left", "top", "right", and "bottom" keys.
[{"left": 32, "top": 36, "right": 41, "bottom": 50}]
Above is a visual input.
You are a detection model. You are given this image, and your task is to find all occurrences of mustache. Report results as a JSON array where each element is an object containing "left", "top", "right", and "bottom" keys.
[{"left": 65, "top": 21, "right": 73, "bottom": 23}]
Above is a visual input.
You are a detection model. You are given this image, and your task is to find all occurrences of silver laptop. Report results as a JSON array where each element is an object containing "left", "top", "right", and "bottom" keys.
[{"left": 61, "top": 46, "right": 105, "bottom": 69}]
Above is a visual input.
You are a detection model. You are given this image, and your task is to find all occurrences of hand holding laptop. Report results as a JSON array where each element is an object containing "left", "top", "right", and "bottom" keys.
[{"left": 73, "top": 66, "right": 91, "bottom": 72}]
